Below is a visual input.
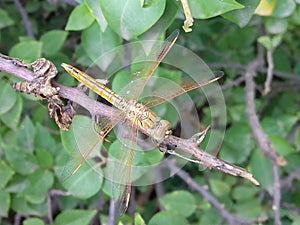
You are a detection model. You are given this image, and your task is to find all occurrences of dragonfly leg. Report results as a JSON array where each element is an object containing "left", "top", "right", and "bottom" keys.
[
  {"left": 189, "top": 125, "right": 211, "bottom": 145},
  {"left": 157, "top": 141, "right": 204, "bottom": 165},
  {"left": 156, "top": 141, "right": 176, "bottom": 155}
]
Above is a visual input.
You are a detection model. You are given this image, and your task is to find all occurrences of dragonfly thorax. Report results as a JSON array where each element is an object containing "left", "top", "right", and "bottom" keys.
[{"left": 125, "top": 100, "right": 171, "bottom": 142}]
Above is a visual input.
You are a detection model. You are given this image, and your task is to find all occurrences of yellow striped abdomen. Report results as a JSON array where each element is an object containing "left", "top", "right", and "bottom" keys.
[{"left": 61, "top": 63, "right": 126, "bottom": 109}]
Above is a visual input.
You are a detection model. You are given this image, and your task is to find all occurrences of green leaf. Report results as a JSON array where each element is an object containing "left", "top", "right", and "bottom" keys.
[
  {"left": 272, "top": 0, "right": 296, "bottom": 18},
  {"left": 189, "top": 0, "right": 244, "bottom": 19},
  {"left": 0, "top": 94, "right": 22, "bottom": 130},
  {"left": 217, "top": 26, "right": 257, "bottom": 53},
  {"left": 9, "top": 40, "right": 42, "bottom": 62},
  {"left": 290, "top": 6, "right": 300, "bottom": 25},
  {"left": 59, "top": 116, "right": 103, "bottom": 197},
  {"left": 112, "top": 70, "right": 132, "bottom": 93},
  {"left": 40, "top": 30, "right": 68, "bottom": 55},
  {"left": 11, "top": 195, "right": 47, "bottom": 216},
  {"left": 5, "top": 175, "right": 28, "bottom": 193},
  {"left": 271, "top": 35, "right": 282, "bottom": 48},
  {"left": 269, "top": 135, "right": 295, "bottom": 156},
  {"left": 159, "top": 191, "right": 196, "bottom": 217},
  {"left": 21, "top": 170, "right": 54, "bottom": 204},
  {"left": 25, "top": 0, "right": 41, "bottom": 13},
  {"left": 35, "top": 148, "right": 54, "bottom": 168},
  {"left": 292, "top": 215, "right": 300, "bottom": 225},
  {"left": 135, "top": 213, "right": 146, "bottom": 225},
  {"left": 60, "top": 115, "right": 102, "bottom": 156},
  {"left": 35, "top": 124, "right": 57, "bottom": 154},
  {"left": 233, "top": 198, "right": 262, "bottom": 219},
  {"left": 265, "top": 18, "right": 288, "bottom": 34},
  {"left": 100, "top": 0, "right": 166, "bottom": 40},
  {"left": 17, "top": 116, "right": 36, "bottom": 152},
  {"left": 0, "top": 8, "right": 14, "bottom": 29},
  {"left": 249, "top": 149, "right": 273, "bottom": 193},
  {"left": 0, "top": 189, "right": 10, "bottom": 217},
  {"left": 232, "top": 186, "right": 257, "bottom": 201},
  {"left": 0, "top": 79, "right": 17, "bottom": 115},
  {"left": 53, "top": 209, "right": 97, "bottom": 225},
  {"left": 65, "top": 3, "right": 95, "bottom": 31},
  {"left": 4, "top": 146, "right": 38, "bottom": 175},
  {"left": 62, "top": 162, "right": 102, "bottom": 199},
  {"left": 141, "top": 0, "right": 161, "bottom": 8},
  {"left": 106, "top": 138, "right": 148, "bottom": 184},
  {"left": 257, "top": 35, "right": 272, "bottom": 50},
  {"left": 0, "top": 160, "right": 15, "bottom": 188},
  {"left": 222, "top": 0, "right": 260, "bottom": 28},
  {"left": 273, "top": 48, "right": 292, "bottom": 71},
  {"left": 23, "top": 218, "right": 45, "bottom": 225},
  {"left": 81, "top": 22, "right": 122, "bottom": 69},
  {"left": 261, "top": 115, "right": 298, "bottom": 137},
  {"left": 143, "top": 147, "right": 163, "bottom": 164},
  {"left": 220, "top": 123, "right": 254, "bottom": 163},
  {"left": 84, "top": 0, "right": 107, "bottom": 31},
  {"left": 149, "top": 211, "right": 188, "bottom": 225},
  {"left": 139, "top": 0, "right": 178, "bottom": 40},
  {"left": 198, "top": 208, "right": 222, "bottom": 224},
  {"left": 209, "top": 179, "right": 230, "bottom": 197}
]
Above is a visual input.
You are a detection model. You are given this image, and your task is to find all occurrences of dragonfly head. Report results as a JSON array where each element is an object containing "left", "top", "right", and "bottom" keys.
[{"left": 151, "top": 119, "right": 172, "bottom": 143}]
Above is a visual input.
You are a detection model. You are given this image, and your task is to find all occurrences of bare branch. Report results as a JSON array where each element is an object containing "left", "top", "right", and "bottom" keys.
[
  {"left": 49, "top": 189, "right": 70, "bottom": 196},
  {"left": 162, "top": 135, "right": 259, "bottom": 185},
  {"left": 47, "top": 192, "right": 54, "bottom": 224},
  {"left": 244, "top": 43, "right": 283, "bottom": 225},
  {"left": 14, "top": 213, "right": 25, "bottom": 225},
  {"left": 272, "top": 164, "right": 281, "bottom": 225},
  {"left": 281, "top": 167, "right": 300, "bottom": 189},
  {"left": 263, "top": 49, "right": 274, "bottom": 94},
  {"left": 286, "top": 120, "right": 300, "bottom": 144},
  {"left": 13, "top": 0, "right": 35, "bottom": 38},
  {"left": 107, "top": 199, "right": 117, "bottom": 225},
  {"left": 282, "top": 202, "right": 300, "bottom": 214},
  {"left": 244, "top": 56, "right": 286, "bottom": 166}
]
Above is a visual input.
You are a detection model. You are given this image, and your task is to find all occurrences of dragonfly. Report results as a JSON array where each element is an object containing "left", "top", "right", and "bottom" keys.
[{"left": 61, "top": 29, "right": 222, "bottom": 213}]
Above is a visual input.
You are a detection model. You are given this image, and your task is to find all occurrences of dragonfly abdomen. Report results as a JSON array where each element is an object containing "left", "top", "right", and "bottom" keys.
[{"left": 61, "top": 63, "right": 126, "bottom": 107}]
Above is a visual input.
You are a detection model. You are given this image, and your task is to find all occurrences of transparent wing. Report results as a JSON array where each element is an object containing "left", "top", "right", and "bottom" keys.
[
  {"left": 118, "top": 30, "right": 179, "bottom": 100},
  {"left": 141, "top": 71, "right": 223, "bottom": 108},
  {"left": 105, "top": 123, "right": 137, "bottom": 214},
  {"left": 59, "top": 112, "right": 125, "bottom": 180}
]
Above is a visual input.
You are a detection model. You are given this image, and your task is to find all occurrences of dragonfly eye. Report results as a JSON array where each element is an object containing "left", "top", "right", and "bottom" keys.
[{"left": 151, "top": 119, "right": 171, "bottom": 142}]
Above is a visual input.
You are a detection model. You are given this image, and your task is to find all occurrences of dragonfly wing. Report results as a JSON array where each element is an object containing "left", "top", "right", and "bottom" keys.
[
  {"left": 141, "top": 71, "right": 223, "bottom": 108},
  {"left": 105, "top": 123, "right": 137, "bottom": 214},
  {"left": 118, "top": 30, "right": 179, "bottom": 100},
  {"left": 59, "top": 111, "right": 125, "bottom": 180}
]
